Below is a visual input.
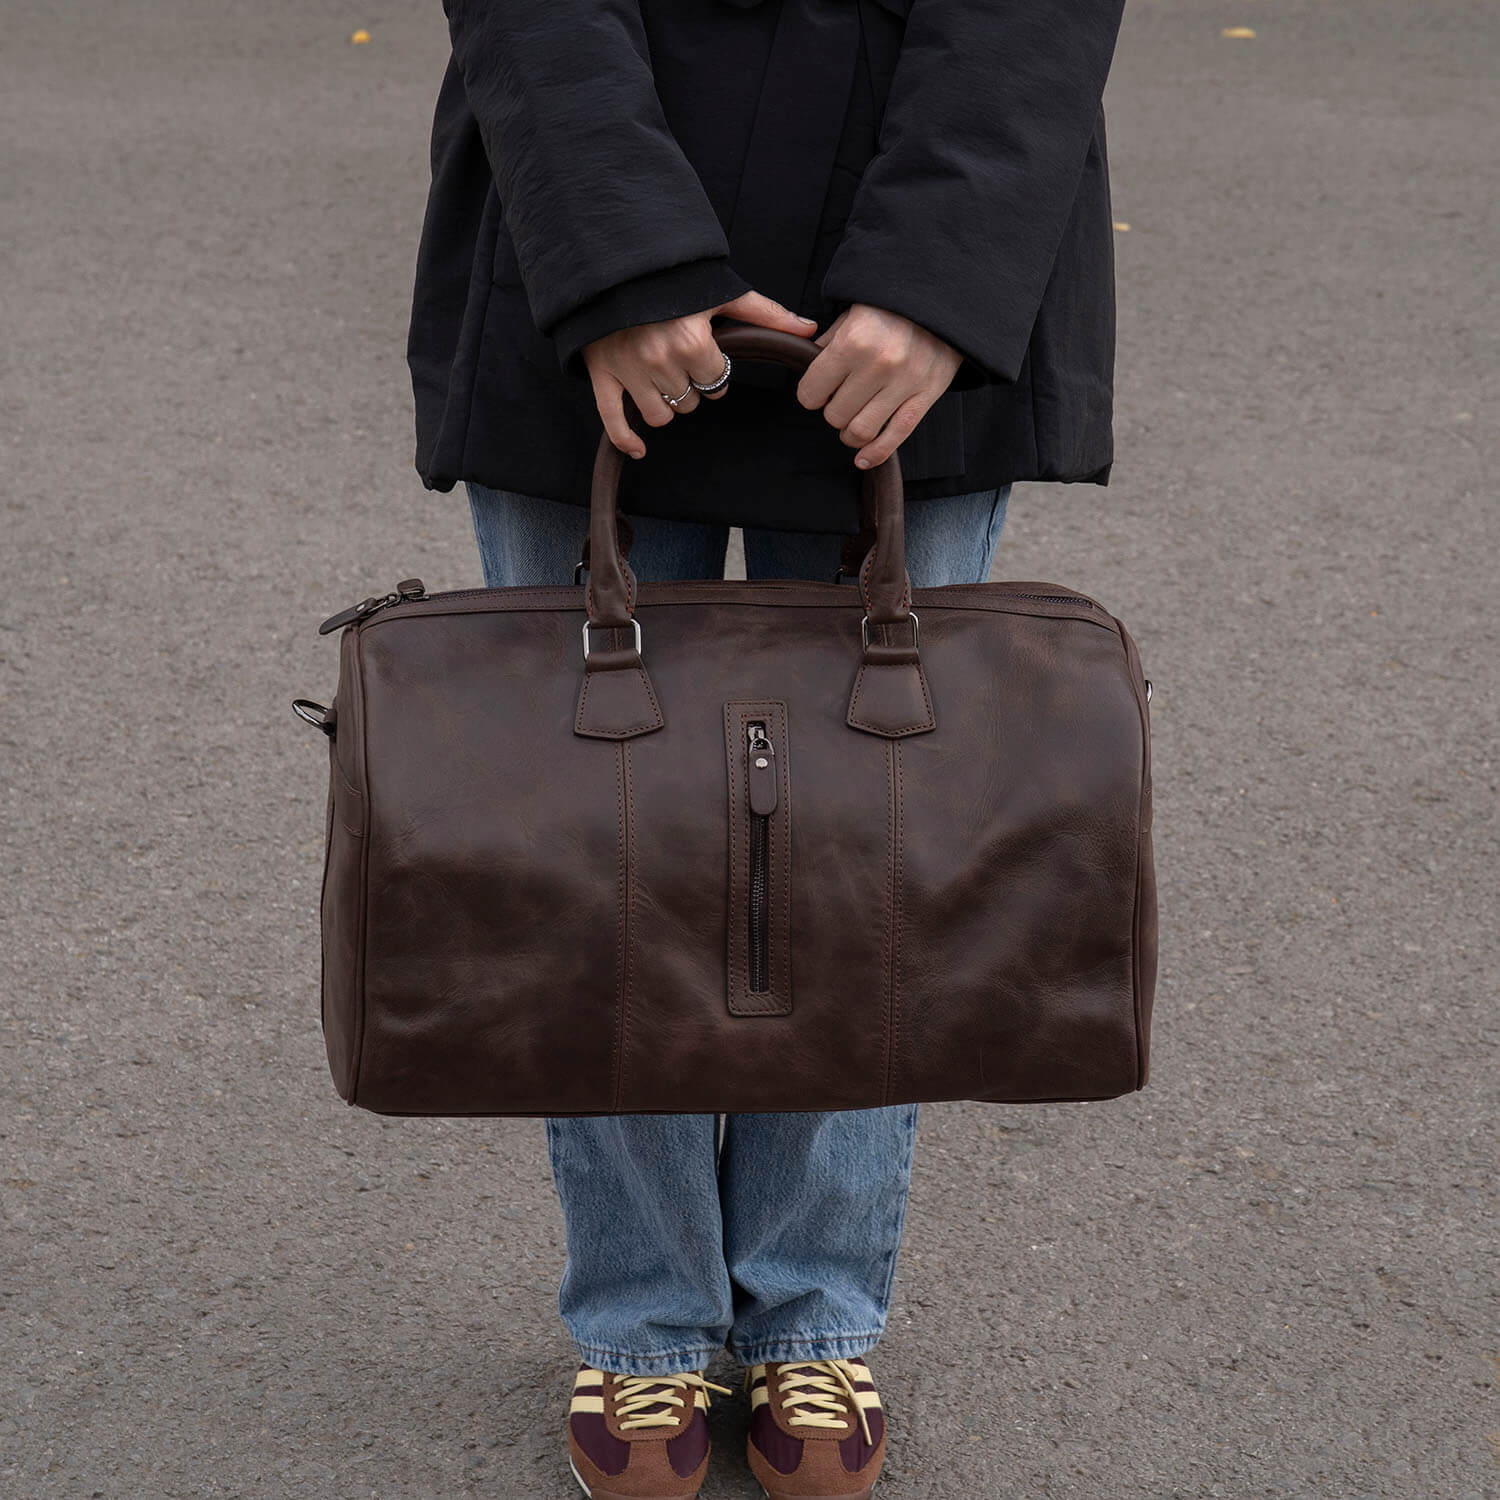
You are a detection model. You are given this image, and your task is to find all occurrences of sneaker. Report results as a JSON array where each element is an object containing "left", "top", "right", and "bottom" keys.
[
  {"left": 567, "top": 1364, "right": 732, "bottom": 1500},
  {"left": 745, "top": 1357, "right": 887, "bottom": 1500}
]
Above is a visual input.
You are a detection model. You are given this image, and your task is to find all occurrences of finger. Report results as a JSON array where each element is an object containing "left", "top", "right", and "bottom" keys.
[
  {"left": 812, "top": 306, "right": 849, "bottom": 350},
  {"left": 687, "top": 340, "right": 732, "bottom": 401},
  {"left": 821, "top": 360, "right": 895, "bottom": 433},
  {"left": 660, "top": 374, "right": 703, "bottom": 416},
  {"left": 595, "top": 376, "right": 646, "bottom": 460},
  {"left": 795, "top": 339, "right": 855, "bottom": 412},
  {"left": 716, "top": 289, "right": 819, "bottom": 337},
  {"left": 853, "top": 393, "right": 931, "bottom": 470},
  {"left": 624, "top": 325, "right": 708, "bottom": 420},
  {"left": 626, "top": 370, "right": 691, "bottom": 428},
  {"left": 832, "top": 384, "right": 907, "bottom": 454}
]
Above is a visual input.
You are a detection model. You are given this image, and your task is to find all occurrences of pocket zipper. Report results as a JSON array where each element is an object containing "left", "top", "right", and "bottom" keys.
[{"left": 746, "top": 722, "right": 777, "bottom": 994}]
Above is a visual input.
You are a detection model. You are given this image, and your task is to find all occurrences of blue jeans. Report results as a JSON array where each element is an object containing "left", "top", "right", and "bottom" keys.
[{"left": 466, "top": 479, "right": 1010, "bottom": 1376}]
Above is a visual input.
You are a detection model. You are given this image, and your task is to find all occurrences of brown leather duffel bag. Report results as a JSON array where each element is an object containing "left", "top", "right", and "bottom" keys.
[{"left": 295, "top": 325, "right": 1156, "bottom": 1116}]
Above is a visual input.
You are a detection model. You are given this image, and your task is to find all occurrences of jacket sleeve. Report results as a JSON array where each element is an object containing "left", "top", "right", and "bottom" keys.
[
  {"left": 443, "top": 0, "right": 749, "bottom": 381},
  {"left": 820, "top": 0, "right": 1125, "bottom": 388}
]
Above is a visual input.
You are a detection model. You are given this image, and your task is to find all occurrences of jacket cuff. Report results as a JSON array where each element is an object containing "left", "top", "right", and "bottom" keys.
[
  {"left": 946, "top": 355, "right": 991, "bottom": 392},
  {"left": 552, "top": 258, "right": 753, "bottom": 382}
]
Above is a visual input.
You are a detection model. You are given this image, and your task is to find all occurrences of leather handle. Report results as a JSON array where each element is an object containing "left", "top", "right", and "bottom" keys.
[{"left": 586, "top": 321, "right": 911, "bottom": 628}]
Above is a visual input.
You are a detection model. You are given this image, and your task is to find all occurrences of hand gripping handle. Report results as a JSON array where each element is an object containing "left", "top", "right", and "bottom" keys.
[
  {"left": 584, "top": 322, "right": 913, "bottom": 631},
  {"left": 578, "top": 320, "right": 932, "bottom": 740}
]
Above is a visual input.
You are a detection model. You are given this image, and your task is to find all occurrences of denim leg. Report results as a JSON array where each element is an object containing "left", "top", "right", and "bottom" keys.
[
  {"left": 544, "top": 1116, "right": 734, "bottom": 1375},
  {"left": 742, "top": 484, "right": 1011, "bottom": 589},
  {"left": 719, "top": 1105, "right": 920, "bottom": 1366},
  {"left": 467, "top": 481, "right": 734, "bottom": 1375},
  {"left": 723, "top": 486, "right": 1010, "bottom": 1362},
  {"left": 464, "top": 479, "right": 1010, "bottom": 1371},
  {"left": 466, "top": 480, "right": 729, "bottom": 587}
]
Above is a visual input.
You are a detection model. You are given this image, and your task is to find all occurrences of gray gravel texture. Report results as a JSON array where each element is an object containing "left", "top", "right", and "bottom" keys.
[{"left": 2, "top": 1, "right": 1496, "bottom": 1496}]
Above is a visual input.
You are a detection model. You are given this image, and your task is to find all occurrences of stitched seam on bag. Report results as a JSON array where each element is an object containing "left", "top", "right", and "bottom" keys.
[
  {"left": 855, "top": 539, "right": 912, "bottom": 619},
  {"left": 610, "top": 743, "right": 627, "bottom": 1111},
  {"left": 892, "top": 741, "right": 905, "bottom": 1101},
  {"left": 1131, "top": 833, "right": 1147, "bottom": 1089},
  {"left": 725, "top": 701, "right": 742, "bottom": 1013},
  {"left": 775, "top": 702, "right": 792, "bottom": 1004},
  {"left": 752, "top": 702, "right": 791, "bottom": 1014},
  {"left": 349, "top": 630, "right": 372, "bottom": 1104},
  {"left": 728, "top": 702, "right": 787, "bottom": 1016},
  {"left": 637, "top": 665, "right": 663, "bottom": 728},
  {"left": 376, "top": 589, "right": 1112, "bottom": 628},
  {"left": 1125, "top": 620, "right": 1152, "bottom": 1089},
  {"left": 727, "top": 701, "right": 791, "bottom": 1016},
  {"left": 318, "top": 755, "right": 335, "bottom": 1049},
  {"left": 331, "top": 747, "right": 364, "bottom": 838},
  {"left": 848, "top": 659, "right": 935, "bottom": 735},
  {"left": 857, "top": 533, "right": 912, "bottom": 617},
  {"left": 620, "top": 741, "right": 637, "bottom": 1108},
  {"left": 585, "top": 549, "right": 638, "bottom": 624},
  {"left": 880, "top": 740, "right": 896, "bottom": 1106},
  {"left": 576, "top": 664, "right": 663, "bottom": 737}
]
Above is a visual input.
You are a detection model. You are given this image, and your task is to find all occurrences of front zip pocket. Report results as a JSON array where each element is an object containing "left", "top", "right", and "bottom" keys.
[
  {"left": 725, "top": 701, "right": 792, "bottom": 1016},
  {"left": 746, "top": 721, "right": 776, "bottom": 993}
]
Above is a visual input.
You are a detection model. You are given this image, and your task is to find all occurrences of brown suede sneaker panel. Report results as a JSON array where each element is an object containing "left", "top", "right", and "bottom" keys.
[
  {"left": 746, "top": 1359, "right": 887, "bottom": 1500},
  {"left": 567, "top": 1367, "right": 715, "bottom": 1500}
]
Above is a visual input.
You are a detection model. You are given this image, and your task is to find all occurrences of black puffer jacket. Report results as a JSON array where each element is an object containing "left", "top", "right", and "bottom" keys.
[{"left": 408, "top": 0, "right": 1125, "bottom": 534}]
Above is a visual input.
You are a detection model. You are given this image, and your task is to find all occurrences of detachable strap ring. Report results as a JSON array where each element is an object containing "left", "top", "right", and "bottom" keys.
[
  {"left": 581, "top": 617, "right": 644, "bottom": 661},
  {"left": 860, "top": 610, "right": 919, "bottom": 651}
]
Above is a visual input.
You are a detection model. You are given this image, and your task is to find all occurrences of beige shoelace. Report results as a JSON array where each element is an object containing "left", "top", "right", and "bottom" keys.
[
  {"left": 613, "top": 1372, "right": 732, "bottom": 1432},
  {"left": 754, "top": 1359, "right": 874, "bottom": 1446}
]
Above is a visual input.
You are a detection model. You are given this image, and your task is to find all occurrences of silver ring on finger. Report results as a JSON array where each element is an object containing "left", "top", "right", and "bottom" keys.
[
  {"left": 662, "top": 379, "right": 695, "bottom": 410},
  {"left": 691, "top": 352, "right": 732, "bottom": 394}
]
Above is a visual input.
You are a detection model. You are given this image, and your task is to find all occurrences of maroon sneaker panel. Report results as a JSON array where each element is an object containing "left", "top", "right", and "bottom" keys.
[
  {"left": 570, "top": 1410, "right": 630, "bottom": 1477},
  {"left": 667, "top": 1410, "right": 711, "bottom": 1477},
  {"left": 839, "top": 1406, "right": 885, "bottom": 1473},
  {"left": 750, "top": 1405, "right": 806, "bottom": 1475}
]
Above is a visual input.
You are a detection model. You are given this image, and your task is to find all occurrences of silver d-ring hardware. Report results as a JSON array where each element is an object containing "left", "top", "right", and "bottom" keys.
[
  {"left": 1145, "top": 679, "right": 1154, "bottom": 703},
  {"left": 860, "top": 610, "right": 919, "bottom": 651},
  {"left": 292, "top": 698, "right": 335, "bottom": 736},
  {"left": 581, "top": 617, "right": 644, "bottom": 661}
]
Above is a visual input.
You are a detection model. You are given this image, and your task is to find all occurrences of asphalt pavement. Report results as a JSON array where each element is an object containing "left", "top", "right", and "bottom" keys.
[{"left": 2, "top": 1, "right": 1496, "bottom": 1496}]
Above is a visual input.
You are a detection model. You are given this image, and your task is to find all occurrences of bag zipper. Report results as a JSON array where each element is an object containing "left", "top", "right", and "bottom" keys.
[
  {"left": 745, "top": 721, "right": 777, "bottom": 994},
  {"left": 318, "top": 579, "right": 1102, "bottom": 637},
  {"left": 318, "top": 578, "right": 1103, "bottom": 636},
  {"left": 1002, "top": 591, "right": 1097, "bottom": 609},
  {"left": 318, "top": 578, "right": 431, "bottom": 635}
]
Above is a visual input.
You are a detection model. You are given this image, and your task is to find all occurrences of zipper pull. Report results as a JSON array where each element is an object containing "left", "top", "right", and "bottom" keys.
[
  {"left": 747, "top": 723, "right": 777, "bottom": 816},
  {"left": 317, "top": 578, "right": 427, "bottom": 636}
]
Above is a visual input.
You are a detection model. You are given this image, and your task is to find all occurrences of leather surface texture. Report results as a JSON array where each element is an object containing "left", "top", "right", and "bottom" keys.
[{"left": 313, "top": 327, "right": 1156, "bottom": 1116}]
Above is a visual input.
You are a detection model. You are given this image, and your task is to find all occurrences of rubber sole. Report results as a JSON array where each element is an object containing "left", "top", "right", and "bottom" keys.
[{"left": 760, "top": 1486, "right": 875, "bottom": 1500}]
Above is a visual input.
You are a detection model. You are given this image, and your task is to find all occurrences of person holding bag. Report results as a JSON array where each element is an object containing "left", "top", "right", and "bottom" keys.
[{"left": 405, "top": 2, "right": 1128, "bottom": 1496}]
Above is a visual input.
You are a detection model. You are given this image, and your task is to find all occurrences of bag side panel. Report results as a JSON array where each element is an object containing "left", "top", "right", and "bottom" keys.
[
  {"left": 320, "top": 626, "right": 369, "bottom": 1101},
  {"left": 1118, "top": 618, "right": 1157, "bottom": 1087},
  {"left": 353, "top": 610, "right": 623, "bottom": 1114},
  {"left": 895, "top": 610, "right": 1144, "bottom": 1103}
]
